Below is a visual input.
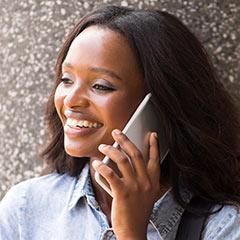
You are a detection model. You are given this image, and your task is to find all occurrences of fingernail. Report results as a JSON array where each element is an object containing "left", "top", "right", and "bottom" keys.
[
  {"left": 112, "top": 129, "right": 121, "bottom": 135},
  {"left": 98, "top": 144, "right": 107, "bottom": 151},
  {"left": 153, "top": 132, "right": 158, "bottom": 139},
  {"left": 92, "top": 160, "right": 101, "bottom": 168}
]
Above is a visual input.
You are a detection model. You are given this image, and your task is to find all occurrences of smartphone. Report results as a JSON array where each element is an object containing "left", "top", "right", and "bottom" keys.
[{"left": 94, "top": 93, "right": 169, "bottom": 197}]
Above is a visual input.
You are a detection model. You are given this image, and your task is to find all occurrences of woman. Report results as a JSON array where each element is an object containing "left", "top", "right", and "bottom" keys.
[{"left": 0, "top": 5, "right": 240, "bottom": 240}]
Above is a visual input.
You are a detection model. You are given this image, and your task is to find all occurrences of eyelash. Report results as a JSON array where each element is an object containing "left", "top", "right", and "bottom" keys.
[
  {"left": 61, "top": 78, "right": 72, "bottom": 84},
  {"left": 60, "top": 78, "right": 114, "bottom": 91},
  {"left": 92, "top": 84, "right": 114, "bottom": 91}
]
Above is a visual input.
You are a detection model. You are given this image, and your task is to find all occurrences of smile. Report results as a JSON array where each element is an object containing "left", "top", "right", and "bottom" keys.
[
  {"left": 66, "top": 118, "right": 103, "bottom": 129},
  {"left": 64, "top": 118, "right": 103, "bottom": 138}
]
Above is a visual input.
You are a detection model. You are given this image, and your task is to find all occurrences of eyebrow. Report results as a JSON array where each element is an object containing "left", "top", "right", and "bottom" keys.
[{"left": 62, "top": 62, "right": 122, "bottom": 81}]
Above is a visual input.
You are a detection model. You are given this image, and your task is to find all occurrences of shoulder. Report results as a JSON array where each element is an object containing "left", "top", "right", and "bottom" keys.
[
  {"left": 0, "top": 172, "right": 76, "bottom": 210},
  {"left": 201, "top": 204, "right": 240, "bottom": 240},
  {"left": 0, "top": 172, "right": 77, "bottom": 238}
]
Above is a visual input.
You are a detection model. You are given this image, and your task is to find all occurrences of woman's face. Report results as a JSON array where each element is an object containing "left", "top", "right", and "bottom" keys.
[{"left": 54, "top": 26, "right": 145, "bottom": 159}]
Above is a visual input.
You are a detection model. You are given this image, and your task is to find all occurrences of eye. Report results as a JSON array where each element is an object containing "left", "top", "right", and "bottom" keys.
[
  {"left": 93, "top": 84, "right": 114, "bottom": 91},
  {"left": 61, "top": 77, "right": 73, "bottom": 85}
]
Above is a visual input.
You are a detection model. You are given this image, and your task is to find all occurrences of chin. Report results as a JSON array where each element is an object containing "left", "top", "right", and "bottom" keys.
[
  {"left": 65, "top": 149, "right": 83, "bottom": 157},
  {"left": 65, "top": 147, "right": 89, "bottom": 157},
  {"left": 64, "top": 145, "right": 102, "bottom": 159}
]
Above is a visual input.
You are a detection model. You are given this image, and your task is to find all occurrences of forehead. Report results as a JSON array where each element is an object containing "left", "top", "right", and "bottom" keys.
[{"left": 63, "top": 25, "right": 142, "bottom": 82}]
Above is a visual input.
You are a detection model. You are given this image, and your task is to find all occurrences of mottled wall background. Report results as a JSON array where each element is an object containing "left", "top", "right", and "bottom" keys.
[{"left": 0, "top": 0, "right": 239, "bottom": 200}]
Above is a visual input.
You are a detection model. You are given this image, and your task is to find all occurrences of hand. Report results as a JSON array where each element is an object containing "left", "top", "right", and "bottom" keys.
[{"left": 92, "top": 129, "right": 161, "bottom": 240}]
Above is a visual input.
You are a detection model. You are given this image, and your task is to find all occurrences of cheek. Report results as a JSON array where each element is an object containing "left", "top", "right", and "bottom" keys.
[{"left": 101, "top": 94, "right": 140, "bottom": 130}]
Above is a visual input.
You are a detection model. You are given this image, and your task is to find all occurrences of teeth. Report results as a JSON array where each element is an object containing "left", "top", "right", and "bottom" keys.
[
  {"left": 72, "top": 119, "right": 78, "bottom": 126},
  {"left": 78, "top": 120, "right": 84, "bottom": 126},
  {"left": 83, "top": 120, "right": 89, "bottom": 127},
  {"left": 66, "top": 118, "right": 101, "bottom": 128}
]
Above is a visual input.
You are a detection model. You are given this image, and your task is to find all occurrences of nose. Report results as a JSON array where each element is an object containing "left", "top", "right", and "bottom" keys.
[{"left": 63, "top": 84, "right": 90, "bottom": 109}]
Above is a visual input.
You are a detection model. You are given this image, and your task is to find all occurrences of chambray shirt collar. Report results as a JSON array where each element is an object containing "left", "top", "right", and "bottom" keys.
[
  {"left": 68, "top": 163, "right": 98, "bottom": 211},
  {"left": 149, "top": 186, "right": 192, "bottom": 239},
  {"left": 68, "top": 162, "right": 192, "bottom": 238}
]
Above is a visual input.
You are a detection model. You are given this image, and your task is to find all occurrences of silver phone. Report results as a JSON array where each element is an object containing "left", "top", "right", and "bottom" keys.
[{"left": 94, "top": 93, "right": 169, "bottom": 197}]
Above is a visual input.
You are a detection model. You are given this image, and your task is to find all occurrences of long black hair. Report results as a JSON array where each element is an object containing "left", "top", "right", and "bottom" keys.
[{"left": 41, "top": 5, "right": 240, "bottom": 208}]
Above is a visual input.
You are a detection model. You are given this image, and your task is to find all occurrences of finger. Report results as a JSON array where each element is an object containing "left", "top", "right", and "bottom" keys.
[
  {"left": 98, "top": 144, "right": 134, "bottom": 181},
  {"left": 112, "top": 129, "right": 147, "bottom": 179},
  {"left": 92, "top": 160, "right": 123, "bottom": 191},
  {"left": 147, "top": 132, "right": 161, "bottom": 185}
]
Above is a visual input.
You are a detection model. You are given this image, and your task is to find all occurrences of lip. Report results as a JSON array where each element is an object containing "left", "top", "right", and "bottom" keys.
[
  {"left": 64, "top": 124, "right": 101, "bottom": 138},
  {"left": 64, "top": 109, "right": 102, "bottom": 124}
]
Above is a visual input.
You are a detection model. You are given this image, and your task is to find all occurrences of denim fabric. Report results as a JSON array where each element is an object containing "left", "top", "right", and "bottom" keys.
[{"left": 0, "top": 162, "right": 239, "bottom": 240}]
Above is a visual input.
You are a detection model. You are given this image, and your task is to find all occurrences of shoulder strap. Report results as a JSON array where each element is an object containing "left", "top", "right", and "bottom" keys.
[{"left": 175, "top": 197, "right": 213, "bottom": 240}]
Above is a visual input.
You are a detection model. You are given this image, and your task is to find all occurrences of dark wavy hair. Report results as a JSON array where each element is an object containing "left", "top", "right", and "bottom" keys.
[{"left": 41, "top": 5, "right": 240, "bottom": 208}]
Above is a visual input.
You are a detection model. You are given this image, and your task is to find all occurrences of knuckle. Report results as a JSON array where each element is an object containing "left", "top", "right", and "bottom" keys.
[
  {"left": 105, "top": 169, "right": 115, "bottom": 179},
  {"left": 131, "top": 183, "right": 140, "bottom": 192},
  {"left": 143, "top": 182, "right": 152, "bottom": 192},
  {"left": 120, "top": 132, "right": 128, "bottom": 140},
  {"left": 132, "top": 150, "right": 142, "bottom": 159},
  {"left": 150, "top": 157, "right": 159, "bottom": 166},
  {"left": 118, "top": 133, "right": 128, "bottom": 144},
  {"left": 141, "top": 178, "right": 153, "bottom": 192},
  {"left": 118, "top": 156, "right": 129, "bottom": 164}
]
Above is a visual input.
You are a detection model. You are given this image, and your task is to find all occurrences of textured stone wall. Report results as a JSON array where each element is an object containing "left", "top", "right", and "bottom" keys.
[{"left": 0, "top": 0, "right": 239, "bottom": 200}]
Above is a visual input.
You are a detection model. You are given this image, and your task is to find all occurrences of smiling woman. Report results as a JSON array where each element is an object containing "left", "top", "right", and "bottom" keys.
[
  {"left": 0, "top": 5, "right": 240, "bottom": 240},
  {"left": 54, "top": 25, "right": 145, "bottom": 160}
]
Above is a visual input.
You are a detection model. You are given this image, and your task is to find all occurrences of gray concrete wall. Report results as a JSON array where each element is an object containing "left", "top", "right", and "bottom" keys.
[{"left": 0, "top": 0, "right": 239, "bottom": 200}]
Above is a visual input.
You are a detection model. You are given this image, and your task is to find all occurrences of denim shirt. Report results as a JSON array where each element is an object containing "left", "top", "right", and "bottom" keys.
[{"left": 0, "top": 162, "right": 239, "bottom": 240}]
